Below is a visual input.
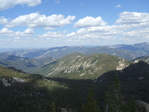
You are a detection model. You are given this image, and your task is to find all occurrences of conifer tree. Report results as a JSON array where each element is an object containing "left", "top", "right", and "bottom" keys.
[
  {"left": 105, "top": 74, "right": 122, "bottom": 112},
  {"left": 82, "top": 88, "right": 100, "bottom": 112},
  {"left": 51, "top": 101, "right": 56, "bottom": 112},
  {"left": 127, "top": 96, "right": 137, "bottom": 112}
]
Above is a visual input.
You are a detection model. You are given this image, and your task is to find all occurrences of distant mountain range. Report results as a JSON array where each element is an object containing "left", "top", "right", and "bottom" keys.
[{"left": 9, "top": 42, "right": 149, "bottom": 60}]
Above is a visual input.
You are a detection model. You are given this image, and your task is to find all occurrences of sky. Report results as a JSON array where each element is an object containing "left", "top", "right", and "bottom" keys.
[{"left": 0, "top": 0, "right": 149, "bottom": 48}]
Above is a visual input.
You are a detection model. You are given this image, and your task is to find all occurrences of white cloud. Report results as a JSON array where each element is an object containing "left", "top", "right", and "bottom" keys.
[
  {"left": 0, "top": 17, "right": 8, "bottom": 24},
  {"left": 74, "top": 16, "right": 107, "bottom": 27},
  {"left": 15, "top": 28, "right": 34, "bottom": 37},
  {"left": 54, "top": 0, "right": 60, "bottom": 4},
  {"left": 44, "top": 27, "right": 55, "bottom": 30},
  {"left": 0, "top": 28, "right": 34, "bottom": 37},
  {"left": 123, "top": 28, "right": 149, "bottom": 38},
  {"left": 115, "top": 4, "right": 122, "bottom": 8},
  {"left": 6, "top": 12, "right": 76, "bottom": 28},
  {"left": 116, "top": 12, "right": 149, "bottom": 25},
  {"left": 76, "top": 25, "right": 122, "bottom": 36},
  {"left": 1, "top": 11, "right": 149, "bottom": 47},
  {"left": 24, "top": 28, "right": 34, "bottom": 34},
  {"left": 14, "top": 37, "right": 20, "bottom": 40},
  {"left": 0, "top": 0, "right": 42, "bottom": 11},
  {"left": 40, "top": 31, "right": 65, "bottom": 38},
  {"left": 0, "top": 28, "right": 13, "bottom": 34},
  {"left": 67, "top": 26, "right": 117, "bottom": 39}
]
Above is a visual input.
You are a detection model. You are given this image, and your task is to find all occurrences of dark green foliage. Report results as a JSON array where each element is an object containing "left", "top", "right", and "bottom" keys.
[
  {"left": 82, "top": 88, "right": 100, "bottom": 112},
  {"left": 128, "top": 96, "right": 137, "bottom": 112},
  {"left": 105, "top": 74, "right": 123, "bottom": 112},
  {"left": 51, "top": 101, "right": 56, "bottom": 112}
]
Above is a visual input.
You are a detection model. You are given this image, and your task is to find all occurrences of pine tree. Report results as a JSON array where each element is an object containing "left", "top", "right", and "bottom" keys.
[
  {"left": 105, "top": 74, "right": 123, "bottom": 112},
  {"left": 82, "top": 88, "right": 100, "bottom": 112},
  {"left": 51, "top": 101, "right": 56, "bottom": 112},
  {"left": 127, "top": 96, "right": 137, "bottom": 112}
]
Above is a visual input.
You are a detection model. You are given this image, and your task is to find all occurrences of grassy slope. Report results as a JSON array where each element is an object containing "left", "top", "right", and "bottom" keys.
[{"left": 37, "top": 53, "right": 131, "bottom": 79}]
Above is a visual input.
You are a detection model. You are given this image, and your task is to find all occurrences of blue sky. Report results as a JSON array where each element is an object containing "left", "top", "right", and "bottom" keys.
[{"left": 0, "top": 0, "right": 149, "bottom": 48}]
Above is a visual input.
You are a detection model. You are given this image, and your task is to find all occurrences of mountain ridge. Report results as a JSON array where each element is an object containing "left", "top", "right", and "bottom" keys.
[{"left": 36, "top": 53, "right": 131, "bottom": 79}]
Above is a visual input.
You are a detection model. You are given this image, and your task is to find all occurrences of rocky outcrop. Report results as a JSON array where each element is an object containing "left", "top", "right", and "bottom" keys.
[
  {"left": 0, "top": 77, "right": 26, "bottom": 87},
  {"left": 116, "top": 58, "right": 129, "bottom": 70}
]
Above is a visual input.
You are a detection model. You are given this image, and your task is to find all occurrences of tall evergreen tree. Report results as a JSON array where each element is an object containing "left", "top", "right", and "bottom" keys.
[
  {"left": 105, "top": 74, "right": 123, "bottom": 112},
  {"left": 82, "top": 88, "right": 100, "bottom": 112},
  {"left": 128, "top": 96, "right": 137, "bottom": 112},
  {"left": 51, "top": 101, "right": 56, "bottom": 112}
]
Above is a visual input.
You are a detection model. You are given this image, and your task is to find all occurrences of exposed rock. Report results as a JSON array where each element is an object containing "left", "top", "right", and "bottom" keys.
[
  {"left": 0, "top": 77, "right": 26, "bottom": 87},
  {"left": 133, "top": 59, "right": 139, "bottom": 64},
  {"left": 0, "top": 78, "right": 11, "bottom": 87},
  {"left": 12, "top": 77, "right": 25, "bottom": 83},
  {"left": 116, "top": 58, "right": 129, "bottom": 70},
  {"left": 137, "top": 100, "right": 149, "bottom": 112}
]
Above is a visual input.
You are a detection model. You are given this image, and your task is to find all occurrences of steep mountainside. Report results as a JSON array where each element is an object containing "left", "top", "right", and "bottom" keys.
[
  {"left": 96, "top": 60, "right": 149, "bottom": 102},
  {"left": 36, "top": 53, "right": 131, "bottom": 79},
  {"left": 97, "top": 60, "right": 149, "bottom": 82}
]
